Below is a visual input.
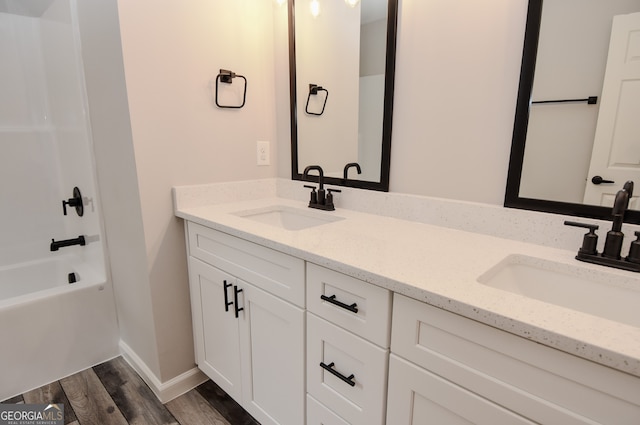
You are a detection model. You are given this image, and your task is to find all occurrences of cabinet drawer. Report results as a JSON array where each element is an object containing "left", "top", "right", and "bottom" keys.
[
  {"left": 307, "top": 395, "right": 349, "bottom": 425},
  {"left": 307, "top": 263, "right": 391, "bottom": 347},
  {"left": 187, "top": 222, "right": 305, "bottom": 307},
  {"left": 307, "top": 313, "right": 388, "bottom": 425},
  {"left": 387, "top": 354, "right": 535, "bottom": 425},
  {"left": 392, "top": 295, "right": 640, "bottom": 425}
]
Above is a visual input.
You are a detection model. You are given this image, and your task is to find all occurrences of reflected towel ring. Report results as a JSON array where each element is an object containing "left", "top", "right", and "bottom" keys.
[
  {"left": 215, "top": 69, "right": 247, "bottom": 109},
  {"left": 305, "top": 84, "right": 328, "bottom": 116}
]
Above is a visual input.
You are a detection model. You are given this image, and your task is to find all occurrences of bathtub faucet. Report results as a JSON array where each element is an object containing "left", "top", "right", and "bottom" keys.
[
  {"left": 62, "top": 187, "right": 84, "bottom": 217},
  {"left": 50, "top": 235, "right": 86, "bottom": 251}
]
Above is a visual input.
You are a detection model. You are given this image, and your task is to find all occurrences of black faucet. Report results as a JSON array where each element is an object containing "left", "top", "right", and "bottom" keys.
[
  {"left": 303, "top": 165, "right": 341, "bottom": 211},
  {"left": 565, "top": 181, "right": 640, "bottom": 272},
  {"left": 343, "top": 163, "right": 362, "bottom": 181}
]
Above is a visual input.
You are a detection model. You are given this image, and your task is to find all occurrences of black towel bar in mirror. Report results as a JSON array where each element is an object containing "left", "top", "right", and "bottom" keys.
[{"left": 531, "top": 96, "right": 598, "bottom": 105}]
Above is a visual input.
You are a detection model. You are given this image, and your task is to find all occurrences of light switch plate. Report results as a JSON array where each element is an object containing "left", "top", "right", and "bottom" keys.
[{"left": 257, "top": 141, "right": 270, "bottom": 166}]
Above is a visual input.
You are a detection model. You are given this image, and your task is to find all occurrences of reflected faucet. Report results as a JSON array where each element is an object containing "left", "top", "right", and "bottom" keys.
[{"left": 343, "top": 163, "right": 362, "bottom": 181}]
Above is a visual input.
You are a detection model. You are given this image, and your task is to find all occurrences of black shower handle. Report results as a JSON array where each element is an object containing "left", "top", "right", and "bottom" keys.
[{"left": 62, "top": 187, "right": 84, "bottom": 217}]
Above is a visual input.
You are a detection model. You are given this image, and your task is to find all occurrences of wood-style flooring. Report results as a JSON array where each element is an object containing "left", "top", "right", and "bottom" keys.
[{"left": 1, "top": 356, "right": 260, "bottom": 425}]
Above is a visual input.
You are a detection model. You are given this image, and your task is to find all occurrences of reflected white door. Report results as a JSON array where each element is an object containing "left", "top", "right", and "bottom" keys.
[{"left": 583, "top": 12, "right": 640, "bottom": 209}]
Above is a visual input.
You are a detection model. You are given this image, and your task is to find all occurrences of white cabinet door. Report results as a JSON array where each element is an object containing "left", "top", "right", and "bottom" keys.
[
  {"left": 190, "top": 258, "right": 305, "bottom": 425},
  {"left": 189, "top": 257, "right": 242, "bottom": 402},
  {"left": 386, "top": 355, "right": 536, "bottom": 425},
  {"left": 238, "top": 279, "right": 305, "bottom": 425}
]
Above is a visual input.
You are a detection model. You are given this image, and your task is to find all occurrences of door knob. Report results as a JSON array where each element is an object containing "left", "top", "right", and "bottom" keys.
[{"left": 591, "top": 176, "right": 615, "bottom": 185}]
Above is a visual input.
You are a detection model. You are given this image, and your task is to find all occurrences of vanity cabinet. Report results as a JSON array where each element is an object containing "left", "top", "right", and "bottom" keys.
[
  {"left": 306, "top": 264, "right": 391, "bottom": 425},
  {"left": 186, "top": 223, "right": 305, "bottom": 425},
  {"left": 183, "top": 217, "right": 640, "bottom": 425},
  {"left": 388, "top": 294, "right": 640, "bottom": 425}
]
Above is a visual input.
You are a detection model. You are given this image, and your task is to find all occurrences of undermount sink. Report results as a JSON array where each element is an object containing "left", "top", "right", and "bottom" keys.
[
  {"left": 478, "top": 254, "right": 640, "bottom": 327},
  {"left": 232, "top": 205, "right": 344, "bottom": 231}
]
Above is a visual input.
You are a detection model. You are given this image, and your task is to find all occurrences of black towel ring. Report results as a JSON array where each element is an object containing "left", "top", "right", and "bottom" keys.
[
  {"left": 215, "top": 69, "right": 247, "bottom": 109},
  {"left": 305, "top": 84, "right": 328, "bottom": 116}
]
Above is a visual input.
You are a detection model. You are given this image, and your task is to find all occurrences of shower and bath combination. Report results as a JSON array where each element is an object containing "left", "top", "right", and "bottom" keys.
[{"left": 0, "top": 0, "right": 119, "bottom": 402}]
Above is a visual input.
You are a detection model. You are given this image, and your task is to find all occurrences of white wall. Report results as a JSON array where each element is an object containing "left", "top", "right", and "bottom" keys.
[
  {"left": 114, "top": 0, "right": 279, "bottom": 382},
  {"left": 274, "top": 3, "right": 292, "bottom": 180},
  {"left": 77, "top": 0, "right": 162, "bottom": 380}
]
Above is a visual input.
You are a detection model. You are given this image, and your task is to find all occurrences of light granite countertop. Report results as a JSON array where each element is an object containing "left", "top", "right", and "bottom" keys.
[{"left": 175, "top": 195, "right": 640, "bottom": 378}]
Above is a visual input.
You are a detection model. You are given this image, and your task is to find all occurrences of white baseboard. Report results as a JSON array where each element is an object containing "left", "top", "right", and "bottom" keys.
[{"left": 119, "top": 340, "right": 208, "bottom": 403}]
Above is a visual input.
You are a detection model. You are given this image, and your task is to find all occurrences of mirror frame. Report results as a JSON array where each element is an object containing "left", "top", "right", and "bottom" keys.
[
  {"left": 288, "top": 0, "right": 399, "bottom": 192},
  {"left": 505, "top": 0, "right": 640, "bottom": 224}
]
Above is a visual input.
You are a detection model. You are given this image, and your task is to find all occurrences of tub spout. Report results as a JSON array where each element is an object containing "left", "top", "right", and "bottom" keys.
[{"left": 50, "top": 235, "right": 86, "bottom": 252}]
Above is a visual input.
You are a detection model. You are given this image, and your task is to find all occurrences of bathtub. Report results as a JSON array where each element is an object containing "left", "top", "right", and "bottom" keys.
[
  {"left": 0, "top": 254, "right": 120, "bottom": 401},
  {"left": 0, "top": 255, "right": 100, "bottom": 303}
]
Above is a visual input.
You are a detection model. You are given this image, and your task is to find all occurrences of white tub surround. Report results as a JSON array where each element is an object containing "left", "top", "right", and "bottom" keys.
[
  {"left": 174, "top": 179, "right": 640, "bottom": 378},
  {"left": 0, "top": 0, "right": 119, "bottom": 402},
  {"left": 0, "top": 279, "right": 119, "bottom": 402}
]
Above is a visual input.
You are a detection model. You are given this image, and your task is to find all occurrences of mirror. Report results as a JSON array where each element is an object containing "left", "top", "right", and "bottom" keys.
[
  {"left": 506, "top": 0, "right": 640, "bottom": 224},
  {"left": 288, "top": 0, "right": 398, "bottom": 191}
]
